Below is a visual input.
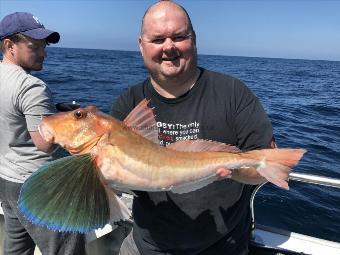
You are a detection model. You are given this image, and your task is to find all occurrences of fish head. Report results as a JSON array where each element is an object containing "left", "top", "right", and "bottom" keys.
[{"left": 39, "top": 106, "right": 112, "bottom": 154}]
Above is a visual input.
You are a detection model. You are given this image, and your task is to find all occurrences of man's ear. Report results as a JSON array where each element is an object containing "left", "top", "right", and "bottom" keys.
[
  {"left": 2, "top": 38, "right": 15, "bottom": 53},
  {"left": 138, "top": 37, "right": 144, "bottom": 57}
]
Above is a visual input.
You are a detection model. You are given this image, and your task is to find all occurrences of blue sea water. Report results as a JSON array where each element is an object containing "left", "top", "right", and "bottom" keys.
[{"left": 37, "top": 47, "right": 340, "bottom": 242}]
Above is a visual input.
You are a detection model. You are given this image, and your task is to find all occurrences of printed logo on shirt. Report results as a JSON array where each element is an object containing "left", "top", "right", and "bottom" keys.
[{"left": 157, "top": 121, "right": 200, "bottom": 146}]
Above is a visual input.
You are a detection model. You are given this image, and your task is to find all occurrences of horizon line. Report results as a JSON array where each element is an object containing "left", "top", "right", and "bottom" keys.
[{"left": 47, "top": 46, "right": 340, "bottom": 63}]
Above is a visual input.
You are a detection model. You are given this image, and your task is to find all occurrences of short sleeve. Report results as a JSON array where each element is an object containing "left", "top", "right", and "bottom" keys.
[
  {"left": 111, "top": 89, "right": 135, "bottom": 121},
  {"left": 233, "top": 80, "right": 273, "bottom": 151},
  {"left": 17, "top": 82, "right": 56, "bottom": 132},
  {"left": 111, "top": 83, "right": 146, "bottom": 121}
]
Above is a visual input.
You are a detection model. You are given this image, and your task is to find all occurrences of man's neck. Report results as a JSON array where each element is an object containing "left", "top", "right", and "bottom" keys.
[
  {"left": 151, "top": 68, "right": 201, "bottom": 98},
  {"left": 2, "top": 55, "right": 30, "bottom": 72},
  {"left": 2, "top": 55, "right": 15, "bottom": 65}
]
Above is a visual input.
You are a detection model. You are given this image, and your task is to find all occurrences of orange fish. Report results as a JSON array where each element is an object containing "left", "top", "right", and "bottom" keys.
[{"left": 18, "top": 99, "right": 306, "bottom": 233}]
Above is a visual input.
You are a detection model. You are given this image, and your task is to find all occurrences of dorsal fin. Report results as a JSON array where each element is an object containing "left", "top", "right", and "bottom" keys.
[
  {"left": 166, "top": 140, "right": 241, "bottom": 152},
  {"left": 123, "top": 99, "right": 159, "bottom": 144}
]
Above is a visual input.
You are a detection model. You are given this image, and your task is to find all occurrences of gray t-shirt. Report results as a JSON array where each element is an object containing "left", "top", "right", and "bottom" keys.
[{"left": 0, "top": 62, "right": 56, "bottom": 183}]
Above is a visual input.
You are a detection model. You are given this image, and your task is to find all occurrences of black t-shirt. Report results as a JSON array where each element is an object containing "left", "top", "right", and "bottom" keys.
[{"left": 111, "top": 68, "right": 273, "bottom": 255}]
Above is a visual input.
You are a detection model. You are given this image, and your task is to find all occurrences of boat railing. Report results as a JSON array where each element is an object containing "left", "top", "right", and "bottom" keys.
[
  {"left": 250, "top": 172, "right": 340, "bottom": 229},
  {"left": 288, "top": 172, "right": 340, "bottom": 189}
]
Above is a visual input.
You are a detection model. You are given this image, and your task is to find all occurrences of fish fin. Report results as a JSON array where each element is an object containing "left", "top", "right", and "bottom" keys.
[
  {"left": 171, "top": 174, "right": 219, "bottom": 194},
  {"left": 105, "top": 188, "right": 131, "bottom": 222},
  {"left": 18, "top": 154, "right": 110, "bottom": 233},
  {"left": 244, "top": 148, "right": 306, "bottom": 190},
  {"left": 123, "top": 99, "right": 159, "bottom": 144},
  {"left": 85, "top": 188, "right": 131, "bottom": 242},
  {"left": 167, "top": 139, "right": 241, "bottom": 152}
]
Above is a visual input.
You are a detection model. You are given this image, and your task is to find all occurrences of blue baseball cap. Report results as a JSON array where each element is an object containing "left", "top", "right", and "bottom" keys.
[{"left": 0, "top": 12, "right": 60, "bottom": 43}]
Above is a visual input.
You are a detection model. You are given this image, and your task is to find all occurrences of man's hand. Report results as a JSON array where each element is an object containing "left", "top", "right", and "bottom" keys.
[
  {"left": 216, "top": 167, "right": 232, "bottom": 180},
  {"left": 29, "top": 131, "right": 59, "bottom": 153}
]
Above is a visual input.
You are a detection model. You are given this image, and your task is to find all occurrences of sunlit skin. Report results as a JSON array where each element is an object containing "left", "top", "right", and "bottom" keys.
[
  {"left": 139, "top": 1, "right": 200, "bottom": 98},
  {"left": 138, "top": 1, "right": 268, "bottom": 181},
  {"left": 2, "top": 35, "right": 47, "bottom": 72},
  {"left": 1, "top": 34, "right": 57, "bottom": 152}
]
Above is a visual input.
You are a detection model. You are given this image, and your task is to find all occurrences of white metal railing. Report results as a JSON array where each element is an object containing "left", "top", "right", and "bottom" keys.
[
  {"left": 289, "top": 172, "right": 340, "bottom": 189},
  {"left": 250, "top": 172, "right": 340, "bottom": 229}
]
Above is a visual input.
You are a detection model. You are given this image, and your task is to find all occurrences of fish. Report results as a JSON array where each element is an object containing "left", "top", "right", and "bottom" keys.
[{"left": 18, "top": 99, "right": 306, "bottom": 233}]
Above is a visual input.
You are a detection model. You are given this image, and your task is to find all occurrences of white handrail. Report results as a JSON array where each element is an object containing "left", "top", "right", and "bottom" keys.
[
  {"left": 250, "top": 172, "right": 340, "bottom": 231},
  {"left": 289, "top": 172, "right": 340, "bottom": 189}
]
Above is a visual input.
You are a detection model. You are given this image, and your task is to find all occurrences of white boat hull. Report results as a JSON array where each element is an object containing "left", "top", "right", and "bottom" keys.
[{"left": 251, "top": 224, "right": 340, "bottom": 255}]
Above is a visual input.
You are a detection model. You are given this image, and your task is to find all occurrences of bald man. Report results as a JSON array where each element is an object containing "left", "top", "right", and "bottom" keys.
[{"left": 112, "top": 1, "right": 275, "bottom": 254}]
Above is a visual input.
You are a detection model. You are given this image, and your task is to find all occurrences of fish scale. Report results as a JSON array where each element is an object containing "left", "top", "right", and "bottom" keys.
[{"left": 17, "top": 99, "right": 306, "bottom": 233}]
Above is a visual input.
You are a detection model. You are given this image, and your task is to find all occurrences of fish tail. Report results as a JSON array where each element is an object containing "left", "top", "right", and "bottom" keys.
[
  {"left": 18, "top": 154, "right": 111, "bottom": 233},
  {"left": 244, "top": 148, "right": 306, "bottom": 189}
]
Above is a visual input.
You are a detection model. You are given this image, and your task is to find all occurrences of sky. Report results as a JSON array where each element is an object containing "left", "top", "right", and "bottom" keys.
[{"left": 1, "top": 0, "right": 339, "bottom": 61}]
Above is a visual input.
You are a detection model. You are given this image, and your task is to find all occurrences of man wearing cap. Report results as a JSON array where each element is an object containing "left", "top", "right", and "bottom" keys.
[{"left": 0, "top": 12, "right": 85, "bottom": 254}]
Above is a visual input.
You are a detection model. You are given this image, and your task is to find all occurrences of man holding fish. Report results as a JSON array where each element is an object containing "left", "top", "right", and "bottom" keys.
[
  {"left": 110, "top": 1, "right": 302, "bottom": 254},
  {"left": 0, "top": 12, "right": 84, "bottom": 254}
]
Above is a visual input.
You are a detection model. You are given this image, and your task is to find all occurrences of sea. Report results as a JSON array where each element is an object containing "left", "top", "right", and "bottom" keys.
[{"left": 37, "top": 47, "right": 340, "bottom": 243}]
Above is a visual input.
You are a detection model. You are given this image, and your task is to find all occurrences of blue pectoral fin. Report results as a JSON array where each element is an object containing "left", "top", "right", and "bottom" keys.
[{"left": 18, "top": 154, "right": 110, "bottom": 233}]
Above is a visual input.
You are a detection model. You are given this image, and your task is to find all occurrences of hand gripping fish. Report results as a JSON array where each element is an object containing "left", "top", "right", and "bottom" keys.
[{"left": 18, "top": 99, "right": 306, "bottom": 233}]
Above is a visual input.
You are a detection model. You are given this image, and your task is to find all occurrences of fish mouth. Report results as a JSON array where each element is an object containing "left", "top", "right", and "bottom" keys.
[{"left": 38, "top": 123, "right": 55, "bottom": 143}]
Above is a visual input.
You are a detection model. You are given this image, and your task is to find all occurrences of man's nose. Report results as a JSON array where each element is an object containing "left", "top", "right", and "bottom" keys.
[
  {"left": 38, "top": 46, "right": 46, "bottom": 58},
  {"left": 163, "top": 38, "right": 176, "bottom": 52}
]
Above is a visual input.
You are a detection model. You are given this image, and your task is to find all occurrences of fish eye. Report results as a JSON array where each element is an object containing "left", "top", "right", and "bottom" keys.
[{"left": 74, "top": 110, "right": 86, "bottom": 119}]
